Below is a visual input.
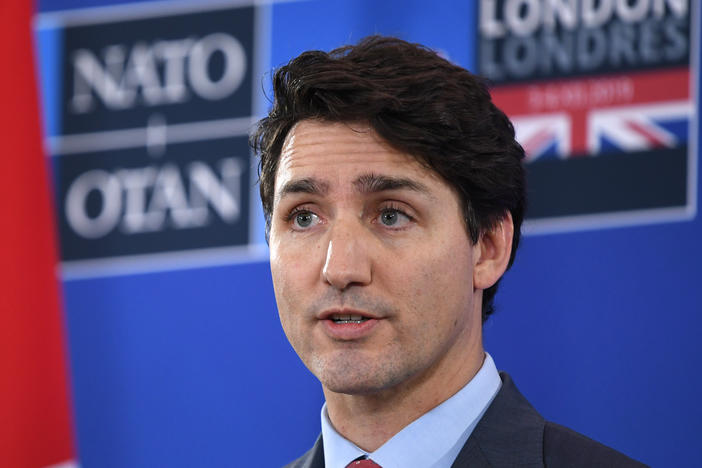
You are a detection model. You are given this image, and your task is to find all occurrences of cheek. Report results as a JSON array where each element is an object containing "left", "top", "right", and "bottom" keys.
[
  {"left": 271, "top": 271, "right": 304, "bottom": 353},
  {"left": 270, "top": 246, "right": 317, "bottom": 339},
  {"left": 403, "top": 238, "right": 473, "bottom": 317},
  {"left": 270, "top": 253, "right": 295, "bottom": 321}
]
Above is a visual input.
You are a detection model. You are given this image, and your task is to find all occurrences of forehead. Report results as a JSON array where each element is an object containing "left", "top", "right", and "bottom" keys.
[{"left": 275, "top": 120, "right": 434, "bottom": 190}]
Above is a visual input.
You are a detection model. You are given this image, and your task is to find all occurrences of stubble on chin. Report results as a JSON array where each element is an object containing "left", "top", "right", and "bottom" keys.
[
  {"left": 307, "top": 292, "right": 400, "bottom": 394},
  {"left": 309, "top": 346, "right": 408, "bottom": 396}
]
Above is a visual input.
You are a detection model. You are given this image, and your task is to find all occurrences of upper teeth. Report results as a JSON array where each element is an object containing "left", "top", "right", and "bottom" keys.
[{"left": 333, "top": 314, "right": 364, "bottom": 321}]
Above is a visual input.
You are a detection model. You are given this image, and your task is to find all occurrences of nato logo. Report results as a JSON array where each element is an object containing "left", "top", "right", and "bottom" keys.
[{"left": 36, "top": 2, "right": 267, "bottom": 275}]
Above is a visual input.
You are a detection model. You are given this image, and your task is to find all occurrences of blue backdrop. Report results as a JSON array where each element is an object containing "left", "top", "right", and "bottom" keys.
[{"left": 34, "top": 1, "right": 702, "bottom": 467}]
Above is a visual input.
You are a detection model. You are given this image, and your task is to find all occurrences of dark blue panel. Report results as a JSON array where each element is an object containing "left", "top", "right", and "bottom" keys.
[
  {"left": 54, "top": 137, "right": 251, "bottom": 260},
  {"left": 58, "top": 6, "right": 254, "bottom": 135}
]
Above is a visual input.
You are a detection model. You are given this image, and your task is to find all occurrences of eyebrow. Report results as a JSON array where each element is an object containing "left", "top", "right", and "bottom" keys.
[
  {"left": 353, "top": 173, "right": 432, "bottom": 197},
  {"left": 277, "top": 173, "right": 433, "bottom": 200},
  {"left": 278, "top": 178, "right": 330, "bottom": 198}
]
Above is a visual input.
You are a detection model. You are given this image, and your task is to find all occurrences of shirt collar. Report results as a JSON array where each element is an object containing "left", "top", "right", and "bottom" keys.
[{"left": 320, "top": 352, "right": 501, "bottom": 468}]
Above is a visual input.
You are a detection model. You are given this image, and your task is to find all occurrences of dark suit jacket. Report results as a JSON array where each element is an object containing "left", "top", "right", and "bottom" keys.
[{"left": 284, "top": 373, "right": 648, "bottom": 467}]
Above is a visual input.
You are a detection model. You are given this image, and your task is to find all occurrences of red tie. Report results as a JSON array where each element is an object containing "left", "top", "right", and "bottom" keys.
[{"left": 346, "top": 458, "right": 381, "bottom": 468}]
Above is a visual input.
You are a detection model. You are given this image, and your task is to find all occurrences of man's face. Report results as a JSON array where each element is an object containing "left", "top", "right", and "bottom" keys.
[{"left": 268, "top": 120, "right": 483, "bottom": 396}]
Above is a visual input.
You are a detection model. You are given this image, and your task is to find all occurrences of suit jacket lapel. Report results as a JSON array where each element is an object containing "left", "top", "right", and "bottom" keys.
[
  {"left": 451, "top": 372, "right": 545, "bottom": 468},
  {"left": 298, "top": 434, "right": 325, "bottom": 468},
  {"left": 451, "top": 435, "right": 492, "bottom": 468}
]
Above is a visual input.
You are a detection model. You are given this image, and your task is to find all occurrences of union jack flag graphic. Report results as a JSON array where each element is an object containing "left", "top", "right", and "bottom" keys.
[
  {"left": 510, "top": 113, "right": 570, "bottom": 162},
  {"left": 491, "top": 67, "right": 693, "bottom": 162},
  {"left": 589, "top": 101, "right": 692, "bottom": 155}
]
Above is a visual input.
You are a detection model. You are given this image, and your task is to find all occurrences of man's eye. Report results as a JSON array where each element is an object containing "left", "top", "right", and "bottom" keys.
[
  {"left": 292, "top": 211, "right": 319, "bottom": 229},
  {"left": 378, "top": 209, "right": 411, "bottom": 227}
]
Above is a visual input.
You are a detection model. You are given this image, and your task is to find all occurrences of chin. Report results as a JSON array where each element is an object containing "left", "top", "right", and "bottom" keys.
[
  {"left": 315, "top": 363, "right": 408, "bottom": 396},
  {"left": 322, "top": 378, "right": 384, "bottom": 395}
]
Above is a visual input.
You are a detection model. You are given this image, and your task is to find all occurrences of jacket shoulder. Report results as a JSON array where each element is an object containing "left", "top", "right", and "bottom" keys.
[
  {"left": 283, "top": 435, "right": 324, "bottom": 468},
  {"left": 282, "top": 449, "right": 310, "bottom": 468},
  {"left": 543, "top": 421, "right": 649, "bottom": 468}
]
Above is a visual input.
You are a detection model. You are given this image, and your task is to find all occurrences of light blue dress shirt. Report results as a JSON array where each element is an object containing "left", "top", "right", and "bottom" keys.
[{"left": 320, "top": 353, "right": 502, "bottom": 468}]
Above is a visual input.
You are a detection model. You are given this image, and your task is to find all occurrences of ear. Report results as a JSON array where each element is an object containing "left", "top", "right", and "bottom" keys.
[{"left": 473, "top": 212, "right": 514, "bottom": 291}]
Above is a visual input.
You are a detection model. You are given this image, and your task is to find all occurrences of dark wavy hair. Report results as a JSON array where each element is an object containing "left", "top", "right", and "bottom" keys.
[{"left": 250, "top": 35, "right": 526, "bottom": 322}]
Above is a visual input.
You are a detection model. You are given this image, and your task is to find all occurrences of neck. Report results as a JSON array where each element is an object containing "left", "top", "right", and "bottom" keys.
[{"left": 323, "top": 338, "right": 485, "bottom": 452}]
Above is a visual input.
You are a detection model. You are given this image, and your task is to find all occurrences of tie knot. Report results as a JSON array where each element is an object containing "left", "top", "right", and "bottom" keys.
[{"left": 346, "top": 458, "right": 382, "bottom": 468}]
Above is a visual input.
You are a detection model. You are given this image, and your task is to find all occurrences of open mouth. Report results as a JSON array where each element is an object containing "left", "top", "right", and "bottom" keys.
[{"left": 330, "top": 314, "right": 370, "bottom": 324}]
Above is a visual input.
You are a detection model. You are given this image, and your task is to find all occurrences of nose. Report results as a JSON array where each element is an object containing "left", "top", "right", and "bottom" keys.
[{"left": 322, "top": 221, "right": 372, "bottom": 290}]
